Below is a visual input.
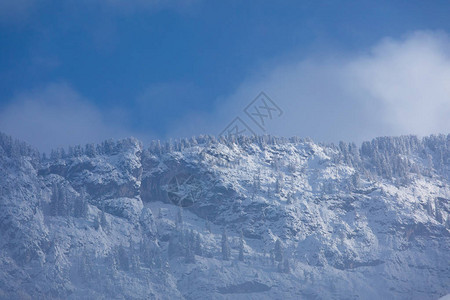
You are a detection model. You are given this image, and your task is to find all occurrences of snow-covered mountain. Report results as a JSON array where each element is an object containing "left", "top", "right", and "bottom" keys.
[{"left": 0, "top": 132, "right": 449, "bottom": 299}]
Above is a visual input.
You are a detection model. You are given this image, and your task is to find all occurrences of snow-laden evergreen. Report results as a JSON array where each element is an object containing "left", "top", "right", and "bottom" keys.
[{"left": 0, "top": 132, "right": 449, "bottom": 299}]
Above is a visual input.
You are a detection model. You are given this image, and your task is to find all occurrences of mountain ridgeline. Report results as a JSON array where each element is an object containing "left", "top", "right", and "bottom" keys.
[{"left": 0, "top": 132, "right": 449, "bottom": 299}]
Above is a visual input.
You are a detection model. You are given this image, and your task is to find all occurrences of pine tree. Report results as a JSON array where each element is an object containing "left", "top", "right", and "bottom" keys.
[
  {"left": 158, "top": 207, "right": 163, "bottom": 219},
  {"left": 288, "top": 161, "right": 296, "bottom": 173},
  {"left": 351, "top": 172, "right": 360, "bottom": 189},
  {"left": 221, "top": 229, "right": 231, "bottom": 261},
  {"left": 277, "top": 261, "right": 283, "bottom": 273},
  {"left": 287, "top": 194, "right": 293, "bottom": 205},
  {"left": 274, "top": 239, "right": 283, "bottom": 262},
  {"left": 85, "top": 143, "right": 96, "bottom": 157},
  {"left": 74, "top": 189, "right": 88, "bottom": 218},
  {"left": 185, "top": 244, "right": 196, "bottom": 264},
  {"left": 256, "top": 170, "right": 261, "bottom": 190},
  {"left": 101, "top": 210, "right": 108, "bottom": 231},
  {"left": 160, "top": 257, "right": 170, "bottom": 283},
  {"left": 118, "top": 245, "right": 129, "bottom": 271},
  {"left": 272, "top": 156, "right": 279, "bottom": 171},
  {"left": 108, "top": 250, "right": 119, "bottom": 275},
  {"left": 139, "top": 240, "right": 152, "bottom": 268},
  {"left": 205, "top": 219, "right": 211, "bottom": 233},
  {"left": 153, "top": 250, "right": 162, "bottom": 269},
  {"left": 93, "top": 216, "right": 100, "bottom": 232},
  {"left": 238, "top": 230, "right": 245, "bottom": 262},
  {"left": 275, "top": 175, "right": 283, "bottom": 194},
  {"left": 128, "top": 235, "right": 135, "bottom": 251},
  {"left": 168, "top": 230, "right": 181, "bottom": 258},
  {"left": 50, "top": 183, "right": 59, "bottom": 216},
  {"left": 50, "top": 149, "right": 60, "bottom": 160},
  {"left": 78, "top": 254, "right": 90, "bottom": 283},
  {"left": 57, "top": 186, "right": 69, "bottom": 216},
  {"left": 275, "top": 178, "right": 280, "bottom": 194},
  {"left": 176, "top": 208, "right": 183, "bottom": 229},
  {"left": 194, "top": 233, "right": 203, "bottom": 256},
  {"left": 427, "top": 199, "right": 434, "bottom": 216},
  {"left": 109, "top": 251, "right": 119, "bottom": 275},
  {"left": 48, "top": 182, "right": 70, "bottom": 216},
  {"left": 131, "top": 254, "right": 141, "bottom": 273},
  {"left": 283, "top": 258, "right": 291, "bottom": 273},
  {"left": 435, "top": 199, "right": 443, "bottom": 223}
]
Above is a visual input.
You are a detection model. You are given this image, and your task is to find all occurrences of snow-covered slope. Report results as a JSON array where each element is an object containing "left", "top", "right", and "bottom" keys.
[{"left": 0, "top": 133, "right": 449, "bottom": 299}]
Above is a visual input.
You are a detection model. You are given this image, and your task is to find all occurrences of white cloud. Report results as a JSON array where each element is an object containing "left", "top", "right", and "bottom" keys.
[
  {"left": 0, "top": 83, "right": 136, "bottom": 152},
  {"left": 346, "top": 31, "right": 450, "bottom": 137},
  {"left": 169, "top": 30, "right": 450, "bottom": 143},
  {"left": 2, "top": 31, "right": 449, "bottom": 151}
]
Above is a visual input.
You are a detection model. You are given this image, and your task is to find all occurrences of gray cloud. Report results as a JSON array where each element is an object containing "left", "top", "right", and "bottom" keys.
[
  {"left": 0, "top": 83, "right": 137, "bottom": 152},
  {"left": 169, "top": 30, "right": 450, "bottom": 143}
]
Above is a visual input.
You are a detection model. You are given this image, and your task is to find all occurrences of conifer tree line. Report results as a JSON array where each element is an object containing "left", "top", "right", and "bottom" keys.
[{"left": 29, "top": 133, "right": 448, "bottom": 186}]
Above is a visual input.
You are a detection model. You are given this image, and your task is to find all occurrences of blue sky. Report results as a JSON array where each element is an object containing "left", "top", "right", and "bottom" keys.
[{"left": 1, "top": 1, "right": 450, "bottom": 151}]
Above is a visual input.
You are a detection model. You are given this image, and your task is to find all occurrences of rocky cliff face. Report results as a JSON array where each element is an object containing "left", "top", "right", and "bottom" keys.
[{"left": 0, "top": 132, "right": 449, "bottom": 299}]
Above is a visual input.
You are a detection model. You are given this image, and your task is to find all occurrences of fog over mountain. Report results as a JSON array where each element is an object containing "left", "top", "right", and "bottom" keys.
[{"left": 0, "top": 132, "right": 449, "bottom": 299}]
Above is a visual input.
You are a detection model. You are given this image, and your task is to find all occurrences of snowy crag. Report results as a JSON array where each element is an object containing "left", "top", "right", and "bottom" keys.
[{"left": 0, "top": 132, "right": 449, "bottom": 299}]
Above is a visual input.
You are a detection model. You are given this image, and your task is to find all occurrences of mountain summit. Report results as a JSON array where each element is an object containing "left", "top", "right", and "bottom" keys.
[{"left": 0, "top": 133, "right": 449, "bottom": 299}]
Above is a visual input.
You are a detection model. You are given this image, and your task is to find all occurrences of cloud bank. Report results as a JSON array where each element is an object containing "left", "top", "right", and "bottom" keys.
[
  {"left": 168, "top": 30, "right": 450, "bottom": 143},
  {"left": 1, "top": 31, "right": 449, "bottom": 152}
]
